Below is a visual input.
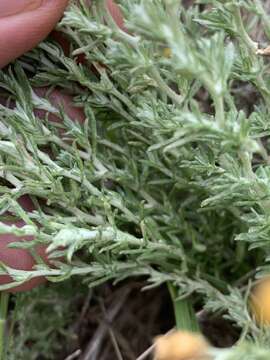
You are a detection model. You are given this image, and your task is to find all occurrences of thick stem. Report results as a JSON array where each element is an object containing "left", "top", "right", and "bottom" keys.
[
  {"left": 149, "top": 67, "right": 183, "bottom": 107},
  {"left": 212, "top": 94, "right": 225, "bottom": 129},
  {"left": 168, "top": 283, "right": 199, "bottom": 332},
  {"left": 233, "top": 7, "right": 257, "bottom": 53}
]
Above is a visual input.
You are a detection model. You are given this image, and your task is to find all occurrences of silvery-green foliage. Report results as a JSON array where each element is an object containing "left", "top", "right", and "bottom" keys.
[{"left": 1, "top": 0, "right": 270, "bottom": 355}]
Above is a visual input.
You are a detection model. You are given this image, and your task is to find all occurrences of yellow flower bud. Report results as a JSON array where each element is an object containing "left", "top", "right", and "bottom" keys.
[
  {"left": 250, "top": 277, "right": 270, "bottom": 325},
  {"left": 154, "top": 330, "right": 210, "bottom": 360}
]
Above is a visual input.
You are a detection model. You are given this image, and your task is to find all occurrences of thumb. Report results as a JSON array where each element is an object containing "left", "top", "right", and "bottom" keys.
[{"left": 0, "top": 0, "right": 69, "bottom": 68}]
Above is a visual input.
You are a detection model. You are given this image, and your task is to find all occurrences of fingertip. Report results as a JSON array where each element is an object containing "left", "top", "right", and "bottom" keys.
[
  {"left": 106, "top": 0, "right": 124, "bottom": 29},
  {"left": 0, "top": 0, "right": 69, "bottom": 68},
  {"left": 0, "top": 224, "right": 47, "bottom": 292}
]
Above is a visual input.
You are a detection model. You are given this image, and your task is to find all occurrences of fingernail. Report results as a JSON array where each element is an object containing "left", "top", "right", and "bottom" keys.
[{"left": 0, "top": 0, "right": 43, "bottom": 18}]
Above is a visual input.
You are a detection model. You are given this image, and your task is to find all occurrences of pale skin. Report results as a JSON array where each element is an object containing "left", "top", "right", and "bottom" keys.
[{"left": 0, "top": 0, "right": 123, "bottom": 291}]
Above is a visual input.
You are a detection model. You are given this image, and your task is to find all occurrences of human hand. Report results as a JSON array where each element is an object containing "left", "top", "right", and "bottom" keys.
[{"left": 0, "top": 0, "right": 123, "bottom": 291}]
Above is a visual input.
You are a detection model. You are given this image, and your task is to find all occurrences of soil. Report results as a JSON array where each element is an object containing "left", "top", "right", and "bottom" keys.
[{"left": 57, "top": 281, "right": 239, "bottom": 360}]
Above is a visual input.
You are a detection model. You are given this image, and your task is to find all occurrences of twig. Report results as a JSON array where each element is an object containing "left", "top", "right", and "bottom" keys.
[
  {"left": 80, "top": 288, "right": 130, "bottom": 360},
  {"left": 72, "top": 290, "right": 93, "bottom": 334},
  {"left": 100, "top": 300, "right": 124, "bottom": 360},
  {"left": 65, "top": 349, "right": 82, "bottom": 360},
  {"left": 108, "top": 327, "right": 124, "bottom": 360}
]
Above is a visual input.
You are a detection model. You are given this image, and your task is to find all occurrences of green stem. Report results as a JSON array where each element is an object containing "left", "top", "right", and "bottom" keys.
[
  {"left": 233, "top": 6, "right": 257, "bottom": 53},
  {"left": 149, "top": 67, "right": 183, "bottom": 107},
  {"left": 168, "top": 283, "right": 199, "bottom": 332},
  {"left": 212, "top": 93, "right": 225, "bottom": 129},
  {"left": 0, "top": 293, "right": 9, "bottom": 360},
  {"left": 232, "top": 5, "right": 270, "bottom": 108}
]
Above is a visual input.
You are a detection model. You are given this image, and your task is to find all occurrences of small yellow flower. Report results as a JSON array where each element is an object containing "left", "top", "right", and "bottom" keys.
[
  {"left": 154, "top": 330, "right": 210, "bottom": 360},
  {"left": 250, "top": 277, "right": 270, "bottom": 325},
  {"left": 163, "top": 47, "right": 172, "bottom": 58}
]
